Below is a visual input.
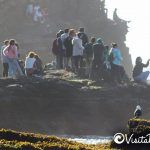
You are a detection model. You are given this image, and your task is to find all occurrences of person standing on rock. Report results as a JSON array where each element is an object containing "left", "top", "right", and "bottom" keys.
[
  {"left": 64, "top": 29, "right": 76, "bottom": 70},
  {"left": 52, "top": 30, "right": 64, "bottom": 69},
  {"left": 57, "top": 30, "right": 64, "bottom": 69},
  {"left": 3, "top": 39, "right": 24, "bottom": 78},
  {"left": 72, "top": 32, "right": 84, "bottom": 74},
  {"left": 61, "top": 28, "right": 69, "bottom": 68},
  {"left": 110, "top": 43, "right": 123, "bottom": 84},
  {"left": 133, "top": 57, "right": 150, "bottom": 83},
  {"left": 90, "top": 38, "right": 105, "bottom": 81},
  {"left": 84, "top": 37, "right": 96, "bottom": 77},
  {"left": 1, "top": 40, "right": 9, "bottom": 77}
]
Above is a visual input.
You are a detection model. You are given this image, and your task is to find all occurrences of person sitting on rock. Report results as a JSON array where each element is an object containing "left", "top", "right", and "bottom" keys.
[
  {"left": 134, "top": 105, "right": 142, "bottom": 118},
  {"left": 26, "top": 1, "right": 34, "bottom": 18},
  {"left": 34, "top": 54, "right": 43, "bottom": 75},
  {"left": 33, "top": 3, "right": 44, "bottom": 23},
  {"left": 133, "top": 57, "right": 150, "bottom": 83},
  {"left": 25, "top": 52, "right": 36, "bottom": 76}
]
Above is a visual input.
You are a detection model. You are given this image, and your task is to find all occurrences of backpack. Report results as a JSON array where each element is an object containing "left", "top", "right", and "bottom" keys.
[{"left": 52, "top": 39, "right": 59, "bottom": 56}]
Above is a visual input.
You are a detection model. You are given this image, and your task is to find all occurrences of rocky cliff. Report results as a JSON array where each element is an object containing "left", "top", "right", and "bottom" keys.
[
  {"left": 0, "top": 69, "right": 149, "bottom": 136},
  {"left": 0, "top": 0, "right": 132, "bottom": 76}
]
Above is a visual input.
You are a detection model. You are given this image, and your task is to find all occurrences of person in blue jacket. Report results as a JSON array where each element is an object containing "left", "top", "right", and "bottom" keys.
[{"left": 110, "top": 43, "right": 123, "bottom": 83}]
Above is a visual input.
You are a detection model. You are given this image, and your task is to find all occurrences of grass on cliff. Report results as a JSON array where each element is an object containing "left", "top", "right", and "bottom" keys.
[{"left": 0, "top": 129, "right": 111, "bottom": 150}]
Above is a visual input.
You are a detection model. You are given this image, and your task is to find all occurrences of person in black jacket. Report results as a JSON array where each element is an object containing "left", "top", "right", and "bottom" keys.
[
  {"left": 64, "top": 29, "right": 76, "bottom": 70},
  {"left": 84, "top": 37, "right": 96, "bottom": 77},
  {"left": 133, "top": 57, "right": 150, "bottom": 83},
  {"left": 90, "top": 38, "right": 105, "bottom": 80}
]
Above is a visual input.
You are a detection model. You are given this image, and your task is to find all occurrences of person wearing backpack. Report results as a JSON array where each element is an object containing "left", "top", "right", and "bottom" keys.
[{"left": 3, "top": 39, "right": 23, "bottom": 78}]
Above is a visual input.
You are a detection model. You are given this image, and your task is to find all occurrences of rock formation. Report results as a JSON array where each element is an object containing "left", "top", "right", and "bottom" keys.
[{"left": 0, "top": 0, "right": 133, "bottom": 77}]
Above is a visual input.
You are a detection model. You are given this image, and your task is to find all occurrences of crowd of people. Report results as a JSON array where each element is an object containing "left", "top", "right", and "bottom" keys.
[
  {"left": 52, "top": 27, "right": 150, "bottom": 84},
  {"left": 26, "top": 0, "right": 48, "bottom": 24},
  {"left": 52, "top": 27, "right": 127, "bottom": 84},
  {"left": 0, "top": 28, "right": 150, "bottom": 84},
  {"left": 1, "top": 39, "right": 43, "bottom": 78}
]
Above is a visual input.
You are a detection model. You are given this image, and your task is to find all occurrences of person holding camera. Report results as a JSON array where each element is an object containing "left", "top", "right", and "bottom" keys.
[{"left": 133, "top": 57, "right": 150, "bottom": 83}]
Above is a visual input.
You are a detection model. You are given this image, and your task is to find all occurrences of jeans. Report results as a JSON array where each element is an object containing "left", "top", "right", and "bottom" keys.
[
  {"left": 7, "top": 58, "right": 23, "bottom": 77},
  {"left": 73, "top": 55, "right": 82, "bottom": 73},
  {"left": 134, "top": 71, "right": 150, "bottom": 82}
]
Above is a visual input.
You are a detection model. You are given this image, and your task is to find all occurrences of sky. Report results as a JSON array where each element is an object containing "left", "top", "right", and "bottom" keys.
[{"left": 106, "top": 0, "right": 150, "bottom": 65}]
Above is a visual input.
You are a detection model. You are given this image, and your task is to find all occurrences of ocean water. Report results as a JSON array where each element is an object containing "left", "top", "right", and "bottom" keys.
[{"left": 62, "top": 136, "right": 112, "bottom": 145}]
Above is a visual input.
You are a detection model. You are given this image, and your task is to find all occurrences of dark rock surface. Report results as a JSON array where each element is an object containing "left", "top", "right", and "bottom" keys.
[{"left": 0, "top": 70, "right": 149, "bottom": 136}]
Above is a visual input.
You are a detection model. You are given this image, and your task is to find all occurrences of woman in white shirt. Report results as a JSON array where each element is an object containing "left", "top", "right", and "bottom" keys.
[{"left": 25, "top": 52, "right": 36, "bottom": 76}]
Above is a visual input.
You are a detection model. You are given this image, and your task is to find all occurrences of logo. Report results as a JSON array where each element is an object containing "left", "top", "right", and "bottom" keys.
[
  {"left": 114, "top": 133, "right": 125, "bottom": 144},
  {"left": 114, "top": 133, "right": 150, "bottom": 144}
]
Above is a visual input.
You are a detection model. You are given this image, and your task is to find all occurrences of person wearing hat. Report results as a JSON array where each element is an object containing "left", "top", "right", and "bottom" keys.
[
  {"left": 133, "top": 57, "right": 150, "bottom": 83},
  {"left": 90, "top": 38, "right": 105, "bottom": 80}
]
